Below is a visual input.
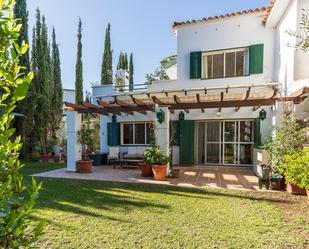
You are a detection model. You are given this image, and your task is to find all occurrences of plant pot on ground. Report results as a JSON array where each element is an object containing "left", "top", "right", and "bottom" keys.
[
  {"left": 77, "top": 159, "right": 93, "bottom": 173},
  {"left": 144, "top": 148, "right": 169, "bottom": 181},
  {"left": 270, "top": 175, "right": 283, "bottom": 190},
  {"left": 40, "top": 154, "right": 49, "bottom": 163},
  {"left": 171, "top": 169, "right": 183, "bottom": 178},
  {"left": 284, "top": 148, "right": 309, "bottom": 198},
  {"left": 140, "top": 163, "right": 153, "bottom": 177},
  {"left": 52, "top": 154, "right": 60, "bottom": 163}
]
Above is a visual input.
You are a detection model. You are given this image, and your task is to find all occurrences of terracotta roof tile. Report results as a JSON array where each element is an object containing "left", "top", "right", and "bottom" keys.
[
  {"left": 173, "top": 4, "right": 274, "bottom": 29},
  {"left": 262, "top": 0, "right": 277, "bottom": 24}
]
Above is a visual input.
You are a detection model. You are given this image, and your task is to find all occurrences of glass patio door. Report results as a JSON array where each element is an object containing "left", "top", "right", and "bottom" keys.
[
  {"left": 196, "top": 120, "right": 254, "bottom": 166},
  {"left": 223, "top": 121, "right": 237, "bottom": 165}
]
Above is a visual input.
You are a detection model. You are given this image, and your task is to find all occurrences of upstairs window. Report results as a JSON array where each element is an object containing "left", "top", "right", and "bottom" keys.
[{"left": 202, "top": 48, "right": 249, "bottom": 79}]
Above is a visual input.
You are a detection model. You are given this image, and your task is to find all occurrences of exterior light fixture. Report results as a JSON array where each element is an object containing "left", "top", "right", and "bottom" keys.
[
  {"left": 156, "top": 109, "right": 165, "bottom": 124},
  {"left": 112, "top": 114, "right": 117, "bottom": 123},
  {"left": 216, "top": 111, "right": 221, "bottom": 118},
  {"left": 259, "top": 109, "right": 267, "bottom": 120},
  {"left": 179, "top": 111, "right": 185, "bottom": 121}
]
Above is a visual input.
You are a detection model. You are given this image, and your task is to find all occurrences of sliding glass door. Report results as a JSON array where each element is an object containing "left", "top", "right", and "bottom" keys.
[{"left": 196, "top": 120, "right": 254, "bottom": 166}]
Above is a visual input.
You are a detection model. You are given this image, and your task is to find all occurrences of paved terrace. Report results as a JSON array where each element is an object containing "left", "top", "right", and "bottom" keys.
[{"left": 34, "top": 166, "right": 260, "bottom": 191}]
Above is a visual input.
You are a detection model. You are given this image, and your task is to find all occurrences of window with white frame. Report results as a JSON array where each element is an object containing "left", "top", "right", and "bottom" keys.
[
  {"left": 122, "top": 123, "right": 154, "bottom": 145},
  {"left": 202, "top": 48, "right": 249, "bottom": 79}
]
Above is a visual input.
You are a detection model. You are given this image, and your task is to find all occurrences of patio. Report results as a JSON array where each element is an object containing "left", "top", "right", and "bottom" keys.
[{"left": 34, "top": 165, "right": 260, "bottom": 191}]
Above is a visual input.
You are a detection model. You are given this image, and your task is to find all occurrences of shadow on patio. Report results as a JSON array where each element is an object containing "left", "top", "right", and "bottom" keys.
[{"left": 34, "top": 165, "right": 260, "bottom": 191}]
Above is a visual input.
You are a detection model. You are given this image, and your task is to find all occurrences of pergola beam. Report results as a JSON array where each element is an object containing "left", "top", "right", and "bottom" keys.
[
  {"left": 174, "top": 95, "right": 189, "bottom": 113},
  {"left": 235, "top": 87, "right": 251, "bottom": 112},
  {"left": 196, "top": 94, "right": 205, "bottom": 113},
  {"left": 152, "top": 96, "right": 169, "bottom": 106},
  {"left": 218, "top": 92, "right": 224, "bottom": 112}
]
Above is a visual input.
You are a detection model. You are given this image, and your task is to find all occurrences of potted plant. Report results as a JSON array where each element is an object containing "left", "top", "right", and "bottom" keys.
[
  {"left": 30, "top": 144, "right": 41, "bottom": 161},
  {"left": 40, "top": 145, "right": 50, "bottom": 163},
  {"left": 284, "top": 149, "right": 309, "bottom": 197},
  {"left": 264, "top": 117, "right": 307, "bottom": 192},
  {"left": 76, "top": 115, "right": 94, "bottom": 173},
  {"left": 144, "top": 147, "right": 169, "bottom": 181},
  {"left": 139, "top": 161, "right": 153, "bottom": 177}
]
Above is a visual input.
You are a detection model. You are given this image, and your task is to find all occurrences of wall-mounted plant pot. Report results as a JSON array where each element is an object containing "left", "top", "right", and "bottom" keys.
[
  {"left": 152, "top": 165, "right": 167, "bottom": 181},
  {"left": 286, "top": 182, "right": 306, "bottom": 195},
  {"left": 77, "top": 160, "right": 93, "bottom": 173},
  {"left": 172, "top": 169, "right": 183, "bottom": 178},
  {"left": 140, "top": 164, "right": 153, "bottom": 177},
  {"left": 41, "top": 154, "right": 50, "bottom": 163}
]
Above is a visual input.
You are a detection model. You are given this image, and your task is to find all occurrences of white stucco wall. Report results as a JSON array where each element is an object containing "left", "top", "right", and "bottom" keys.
[
  {"left": 63, "top": 89, "right": 75, "bottom": 103},
  {"left": 273, "top": 0, "right": 309, "bottom": 94},
  {"left": 175, "top": 12, "right": 276, "bottom": 89}
]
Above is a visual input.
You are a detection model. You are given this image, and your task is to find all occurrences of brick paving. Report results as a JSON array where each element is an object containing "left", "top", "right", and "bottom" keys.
[{"left": 34, "top": 165, "right": 260, "bottom": 191}]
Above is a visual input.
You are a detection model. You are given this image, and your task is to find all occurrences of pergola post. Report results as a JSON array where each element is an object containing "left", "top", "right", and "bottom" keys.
[
  {"left": 66, "top": 111, "right": 82, "bottom": 172},
  {"left": 100, "top": 115, "right": 109, "bottom": 153},
  {"left": 154, "top": 105, "right": 170, "bottom": 174}
]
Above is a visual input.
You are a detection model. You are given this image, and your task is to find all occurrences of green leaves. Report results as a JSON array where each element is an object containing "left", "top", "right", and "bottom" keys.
[{"left": 0, "top": 0, "right": 43, "bottom": 247}]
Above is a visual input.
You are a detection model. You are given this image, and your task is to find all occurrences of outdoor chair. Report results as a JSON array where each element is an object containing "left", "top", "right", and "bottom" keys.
[{"left": 107, "top": 147, "right": 120, "bottom": 165}]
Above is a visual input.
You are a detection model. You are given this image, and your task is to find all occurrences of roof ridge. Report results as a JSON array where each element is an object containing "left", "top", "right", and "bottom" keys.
[{"left": 173, "top": 6, "right": 268, "bottom": 29}]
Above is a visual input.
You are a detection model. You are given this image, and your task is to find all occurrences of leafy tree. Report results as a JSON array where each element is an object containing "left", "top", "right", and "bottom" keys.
[
  {"left": 264, "top": 117, "right": 307, "bottom": 174},
  {"left": 287, "top": 9, "right": 309, "bottom": 52},
  {"left": 0, "top": 0, "right": 44, "bottom": 247},
  {"left": 50, "top": 27, "right": 63, "bottom": 139},
  {"left": 129, "top": 53, "right": 134, "bottom": 91},
  {"left": 145, "top": 66, "right": 169, "bottom": 85},
  {"left": 75, "top": 18, "right": 83, "bottom": 104},
  {"left": 101, "top": 23, "right": 113, "bottom": 85}
]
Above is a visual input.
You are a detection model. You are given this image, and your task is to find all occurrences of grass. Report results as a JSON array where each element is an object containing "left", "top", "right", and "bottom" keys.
[{"left": 23, "top": 162, "right": 309, "bottom": 249}]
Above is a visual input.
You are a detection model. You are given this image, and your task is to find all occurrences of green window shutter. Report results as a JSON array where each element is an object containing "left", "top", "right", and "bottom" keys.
[
  {"left": 107, "top": 123, "right": 120, "bottom": 146},
  {"left": 249, "top": 44, "right": 264, "bottom": 74},
  {"left": 179, "top": 120, "right": 195, "bottom": 165},
  {"left": 190, "top": 51, "right": 202, "bottom": 79},
  {"left": 254, "top": 118, "right": 262, "bottom": 148},
  {"left": 170, "top": 121, "right": 180, "bottom": 146}
]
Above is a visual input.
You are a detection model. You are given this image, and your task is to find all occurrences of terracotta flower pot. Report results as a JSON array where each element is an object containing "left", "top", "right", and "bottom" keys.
[
  {"left": 152, "top": 164, "right": 167, "bottom": 181},
  {"left": 286, "top": 182, "right": 306, "bottom": 195},
  {"left": 141, "top": 164, "right": 153, "bottom": 177},
  {"left": 53, "top": 154, "right": 60, "bottom": 163},
  {"left": 41, "top": 154, "right": 50, "bottom": 163},
  {"left": 77, "top": 160, "right": 93, "bottom": 173}
]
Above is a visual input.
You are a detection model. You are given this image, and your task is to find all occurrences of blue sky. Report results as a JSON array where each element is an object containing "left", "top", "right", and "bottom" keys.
[{"left": 27, "top": 0, "right": 269, "bottom": 91}]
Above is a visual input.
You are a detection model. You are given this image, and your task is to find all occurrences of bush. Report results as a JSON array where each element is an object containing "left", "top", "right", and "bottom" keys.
[
  {"left": 284, "top": 149, "right": 309, "bottom": 190},
  {"left": 143, "top": 147, "right": 169, "bottom": 166}
]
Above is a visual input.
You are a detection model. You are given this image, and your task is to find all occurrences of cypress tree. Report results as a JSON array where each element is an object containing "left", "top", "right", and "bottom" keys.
[
  {"left": 101, "top": 23, "right": 113, "bottom": 85},
  {"left": 124, "top": 52, "right": 128, "bottom": 70},
  {"left": 29, "top": 9, "right": 51, "bottom": 150},
  {"left": 50, "top": 27, "right": 63, "bottom": 139},
  {"left": 117, "top": 51, "right": 124, "bottom": 70},
  {"left": 13, "top": 0, "right": 31, "bottom": 144},
  {"left": 14, "top": 0, "right": 30, "bottom": 73},
  {"left": 75, "top": 18, "right": 83, "bottom": 104},
  {"left": 129, "top": 53, "right": 134, "bottom": 91},
  {"left": 40, "top": 15, "right": 51, "bottom": 149}
]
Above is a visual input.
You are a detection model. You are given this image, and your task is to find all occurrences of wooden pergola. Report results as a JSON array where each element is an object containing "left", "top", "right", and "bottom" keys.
[{"left": 65, "top": 84, "right": 309, "bottom": 115}]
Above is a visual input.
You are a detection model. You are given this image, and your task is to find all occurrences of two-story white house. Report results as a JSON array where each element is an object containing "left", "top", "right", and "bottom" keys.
[{"left": 65, "top": 0, "right": 309, "bottom": 173}]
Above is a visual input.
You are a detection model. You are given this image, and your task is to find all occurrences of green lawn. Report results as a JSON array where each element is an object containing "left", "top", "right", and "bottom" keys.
[{"left": 23, "top": 162, "right": 309, "bottom": 249}]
